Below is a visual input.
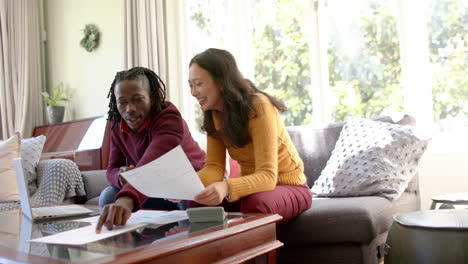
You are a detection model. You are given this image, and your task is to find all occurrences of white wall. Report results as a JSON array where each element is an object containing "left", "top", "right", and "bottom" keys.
[
  {"left": 419, "top": 144, "right": 468, "bottom": 210},
  {"left": 44, "top": 0, "right": 124, "bottom": 120}
]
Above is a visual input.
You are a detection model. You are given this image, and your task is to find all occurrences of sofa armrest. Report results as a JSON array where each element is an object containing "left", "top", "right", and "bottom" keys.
[{"left": 81, "top": 170, "right": 108, "bottom": 203}]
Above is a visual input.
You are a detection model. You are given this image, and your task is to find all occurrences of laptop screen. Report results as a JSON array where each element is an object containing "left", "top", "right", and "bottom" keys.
[{"left": 14, "top": 157, "right": 34, "bottom": 220}]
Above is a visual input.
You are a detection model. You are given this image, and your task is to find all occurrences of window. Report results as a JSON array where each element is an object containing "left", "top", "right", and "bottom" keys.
[
  {"left": 186, "top": 0, "right": 314, "bottom": 127},
  {"left": 251, "top": 0, "right": 313, "bottom": 125},
  {"left": 326, "top": 0, "right": 404, "bottom": 121},
  {"left": 186, "top": 0, "right": 255, "bottom": 130},
  {"left": 182, "top": 0, "right": 467, "bottom": 137},
  {"left": 426, "top": 0, "right": 468, "bottom": 152}
]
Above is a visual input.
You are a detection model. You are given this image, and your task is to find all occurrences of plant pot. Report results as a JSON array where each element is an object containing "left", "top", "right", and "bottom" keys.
[{"left": 46, "top": 105, "right": 65, "bottom": 124}]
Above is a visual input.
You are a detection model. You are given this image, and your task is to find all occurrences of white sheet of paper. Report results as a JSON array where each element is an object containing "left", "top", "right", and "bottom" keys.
[
  {"left": 75, "top": 210, "right": 188, "bottom": 225},
  {"left": 121, "top": 145, "right": 205, "bottom": 200},
  {"left": 150, "top": 210, "right": 188, "bottom": 224},
  {"left": 30, "top": 223, "right": 146, "bottom": 245}
]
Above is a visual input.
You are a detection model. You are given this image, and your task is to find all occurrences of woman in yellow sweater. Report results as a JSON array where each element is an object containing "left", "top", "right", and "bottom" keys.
[{"left": 188, "top": 48, "right": 312, "bottom": 224}]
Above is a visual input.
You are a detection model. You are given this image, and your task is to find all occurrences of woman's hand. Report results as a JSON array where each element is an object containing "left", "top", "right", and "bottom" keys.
[
  {"left": 96, "top": 196, "right": 134, "bottom": 233},
  {"left": 194, "top": 181, "right": 229, "bottom": 206}
]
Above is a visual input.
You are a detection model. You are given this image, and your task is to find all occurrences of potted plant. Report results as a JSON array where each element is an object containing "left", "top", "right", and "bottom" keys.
[{"left": 42, "top": 82, "right": 69, "bottom": 124}]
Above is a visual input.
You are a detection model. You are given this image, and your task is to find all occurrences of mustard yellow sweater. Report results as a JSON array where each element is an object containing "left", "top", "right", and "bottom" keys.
[{"left": 197, "top": 94, "right": 307, "bottom": 202}]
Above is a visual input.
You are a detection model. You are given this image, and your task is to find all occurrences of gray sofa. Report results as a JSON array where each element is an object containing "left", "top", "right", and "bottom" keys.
[
  {"left": 78, "top": 115, "right": 421, "bottom": 264},
  {"left": 277, "top": 116, "right": 420, "bottom": 264}
]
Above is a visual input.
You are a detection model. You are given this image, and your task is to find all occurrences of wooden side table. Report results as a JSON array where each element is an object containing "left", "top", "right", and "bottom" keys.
[{"left": 430, "top": 193, "right": 468, "bottom": 209}]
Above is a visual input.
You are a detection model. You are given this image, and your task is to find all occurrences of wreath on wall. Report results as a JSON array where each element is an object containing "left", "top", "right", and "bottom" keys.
[{"left": 80, "top": 24, "right": 100, "bottom": 52}]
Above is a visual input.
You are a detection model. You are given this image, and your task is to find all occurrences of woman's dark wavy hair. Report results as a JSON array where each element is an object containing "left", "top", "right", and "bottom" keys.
[
  {"left": 107, "top": 67, "right": 166, "bottom": 127},
  {"left": 190, "top": 48, "right": 286, "bottom": 147}
]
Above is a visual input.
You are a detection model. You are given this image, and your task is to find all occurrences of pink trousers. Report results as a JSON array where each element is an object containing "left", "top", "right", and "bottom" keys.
[{"left": 187, "top": 184, "right": 312, "bottom": 226}]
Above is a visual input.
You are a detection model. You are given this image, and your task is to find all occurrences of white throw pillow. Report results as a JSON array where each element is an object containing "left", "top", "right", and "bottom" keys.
[
  {"left": 21, "top": 135, "right": 46, "bottom": 196},
  {"left": 311, "top": 117, "right": 430, "bottom": 200},
  {"left": 0, "top": 133, "right": 21, "bottom": 202}
]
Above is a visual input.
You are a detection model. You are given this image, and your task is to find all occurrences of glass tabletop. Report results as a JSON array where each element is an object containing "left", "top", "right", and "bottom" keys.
[{"left": 0, "top": 209, "right": 252, "bottom": 263}]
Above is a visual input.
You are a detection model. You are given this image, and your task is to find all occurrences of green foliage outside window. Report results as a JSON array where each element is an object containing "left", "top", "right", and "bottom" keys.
[
  {"left": 252, "top": 0, "right": 313, "bottom": 126},
  {"left": 327, "top": 2, "right": 404, "bottom": 121},
  {"left": 189, "top": 0, "right": 466, "bottom": 128},
  {"left": 252, "top": 0, "right": 405, "bottom": 124}
]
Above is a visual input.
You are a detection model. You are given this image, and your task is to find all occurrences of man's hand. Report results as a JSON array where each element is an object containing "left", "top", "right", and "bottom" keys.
[
  {"left": 96, "top": 196, "right": 134, "bottom": 233},
  {"left": 194, "top": 181, "right": 229, "bottom": 206},
  {"left": 118, "top": 165, "right": 134, "bottom": 186}
]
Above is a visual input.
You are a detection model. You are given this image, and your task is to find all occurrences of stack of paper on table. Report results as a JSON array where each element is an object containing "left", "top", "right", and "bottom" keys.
[{"left": 31, "top": 210, "right": 188, "bottom": 245}]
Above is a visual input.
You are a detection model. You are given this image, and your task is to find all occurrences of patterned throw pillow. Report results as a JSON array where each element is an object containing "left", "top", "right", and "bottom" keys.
[
  {"left": 21, "top": 135, "right": 46, "bottom": 196},
  {"left": 311, "top": 117, "right": 430, "bottom": 200},
  {"left": 32, "top": 159, "right": 85, "bottom": 206},
  {"left": 0, "top": 133, "right": 21, "bottom": 202}
]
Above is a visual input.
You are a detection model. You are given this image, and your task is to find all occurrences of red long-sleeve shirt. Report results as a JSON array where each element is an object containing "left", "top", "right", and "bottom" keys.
[{"left": 107, "top": 102, "right": 205, "bottom": 211}]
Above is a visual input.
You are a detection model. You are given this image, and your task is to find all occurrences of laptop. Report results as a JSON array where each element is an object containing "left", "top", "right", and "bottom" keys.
[{"left": 14, "top": 157, "right": 94, "bottom": 221}]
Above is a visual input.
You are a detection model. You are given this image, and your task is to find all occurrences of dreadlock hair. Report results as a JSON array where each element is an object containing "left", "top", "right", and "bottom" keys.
[
  {"left": 107, "top": 67, "right": 167, "bottom": 127},
  {"left": 190, "top": 48, "right": 287, "bottom": 148}
]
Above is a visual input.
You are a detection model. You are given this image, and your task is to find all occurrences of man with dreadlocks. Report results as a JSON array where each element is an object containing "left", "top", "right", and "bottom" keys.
[{"left": 96, "top": 67, "right": 205, "bottom": 233}]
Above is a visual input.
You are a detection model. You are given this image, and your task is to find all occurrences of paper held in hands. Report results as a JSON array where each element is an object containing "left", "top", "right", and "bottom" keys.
[{"left": 121, "top": 145, "right": 205, "bottom": 200}]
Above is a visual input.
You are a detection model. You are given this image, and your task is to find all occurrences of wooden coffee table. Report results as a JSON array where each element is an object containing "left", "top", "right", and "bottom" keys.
[{"left": 0, "top": 208, "right": 283, "bottom": 263}]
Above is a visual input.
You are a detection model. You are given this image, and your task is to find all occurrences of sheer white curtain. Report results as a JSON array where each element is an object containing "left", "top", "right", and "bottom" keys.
[
  {"left": 308, "top": 0, "right": 332, "bottom": 125},
  {"left": 0, "top": 0, "right": 45, "bottom": 140},
  {"left": 397, "top": 0, "right": 433, "bottom": 127},
  {"left": 124, "top": 0, "right": 168, "bottom": 84}
]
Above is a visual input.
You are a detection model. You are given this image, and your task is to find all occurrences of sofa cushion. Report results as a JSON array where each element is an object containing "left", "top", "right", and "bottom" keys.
[
  {"left": 279, "top": 195, "right": 414, "bottom": 245},
  {"left": 81, "top": 170, "right": 108, "bottom": 203},
  {"left": 21, "top": 135, "right": 46, "bottom": 196},
  {"left": 287, "top": 124, "right": 342, "bottom": 187},
  {"left": 287, "top": 116, "right": 393, "bottom": 187},
  {"left": 0, "top": 133, "right": 21, "bottom": 202},
  {"left": 311, "top": 117, "right": 429, "bottom": 200}
]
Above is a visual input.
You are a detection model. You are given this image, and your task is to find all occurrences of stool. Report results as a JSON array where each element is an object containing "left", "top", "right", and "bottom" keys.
[
  {"left": 430, "top": 193, "right": 468, "bottom": 209},
  {"left": 385, "top": 209, "right": 468, "bottom": 264}
]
